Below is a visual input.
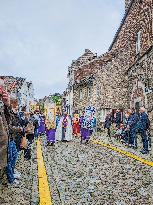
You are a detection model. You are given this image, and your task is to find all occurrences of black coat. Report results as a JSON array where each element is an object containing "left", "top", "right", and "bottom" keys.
[
  {"left": 115, "top": 112, "right": 122, "bottom": 124},
  {"left": 139, "top": 112, "right": 150, "bottom": 130},
  {"left": 104, "top": 115, "right": 112, "bottom": 129}
]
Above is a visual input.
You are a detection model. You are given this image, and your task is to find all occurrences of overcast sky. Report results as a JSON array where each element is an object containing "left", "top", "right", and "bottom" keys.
[{"left": 0, "top": 0, "right": 125, "bottom": 99}]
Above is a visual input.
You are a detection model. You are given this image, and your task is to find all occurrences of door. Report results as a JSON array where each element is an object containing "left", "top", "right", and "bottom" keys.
[{"left": 135, "top": 101, "right": 140, "bottom": 114}]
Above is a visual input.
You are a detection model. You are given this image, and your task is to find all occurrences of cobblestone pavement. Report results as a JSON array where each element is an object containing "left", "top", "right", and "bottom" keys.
[
  {"left": 0, "top": 142, "right": 38, "bottom": 205},
  {"left": 42, "top": 136, "right": 153, "bottom": 205},
  {"left": 1, "top": 136, "right": 153, "bottom": 205},
  {"left": 96, "top": 131, "right": 153, "bottom": 161}
]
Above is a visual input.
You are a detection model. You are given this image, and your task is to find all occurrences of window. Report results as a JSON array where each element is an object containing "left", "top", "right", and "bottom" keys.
[
  {"left": 97, "top": 86, "right": 101, "bottom": 98},
  {"left": 87, "top": 87, "right": 92, "bottom": 98},
  {"left": 79, "top": 89, "right": 83, "bottom": 100},
  {"left": 136, "top": 31, "right": 141, "bottom": 54}
]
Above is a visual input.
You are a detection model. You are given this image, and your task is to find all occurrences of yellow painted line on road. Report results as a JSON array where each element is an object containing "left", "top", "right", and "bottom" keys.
[
  {"left": 91, "top": 139, "right": 153, "bottom": 167},
  {"left": 36, "top": 139, "right": 52, "bottom": 205}
]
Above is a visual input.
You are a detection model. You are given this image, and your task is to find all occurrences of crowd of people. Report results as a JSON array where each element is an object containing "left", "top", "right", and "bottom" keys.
[
  {"left": 0, "top": 104, "right": 97, "bottom": 184},
  {"left": 1, "top": 103, "right": 151, "bottom": 185},
  {"left": 104, "top": 107, "right": 151, "bottom": 154},
  {"left": 0, "top": 104, "right": 45, "bottom": 184},
  {"left": 46, "top": 110, "right": 97, "bottom": 145}
]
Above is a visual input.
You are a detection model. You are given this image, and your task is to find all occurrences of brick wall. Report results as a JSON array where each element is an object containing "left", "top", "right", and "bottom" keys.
[
  {"left": 96, "top": 0, "right": 153, "bottom": 128},
  {"left": 71, "top": 0, "right": 153, "bottom": 131},
  {"left": 109, "top": 0, "right": 152, "bottom": 67},
  {"left": 128, "top": 47, "right": 153, "bottom": 132}
]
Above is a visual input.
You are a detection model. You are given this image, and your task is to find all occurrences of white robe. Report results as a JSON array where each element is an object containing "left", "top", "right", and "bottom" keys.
[
  {"left": 55, "top": 116, "right": 73, "bottom": 142},
  {"left": 55, "top": 117, "right": 63, "bottom": 141}
]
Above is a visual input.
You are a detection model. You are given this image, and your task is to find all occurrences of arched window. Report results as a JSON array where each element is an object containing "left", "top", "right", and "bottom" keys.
[{"left": 79, "top": 89, "right": 83, "bottom": 100}]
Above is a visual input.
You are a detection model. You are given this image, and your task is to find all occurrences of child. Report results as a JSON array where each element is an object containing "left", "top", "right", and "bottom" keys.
[
  {"left": 46, "top": 120, "right": 56, "bottom": 146},
  {"left": 114, "top": 123, "right": 125, "bottom": 141}
]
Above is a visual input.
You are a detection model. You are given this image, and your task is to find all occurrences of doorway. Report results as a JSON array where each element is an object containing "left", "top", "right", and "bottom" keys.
[{"left": 135, "top": 101, "right": 140, "bottom": 114}]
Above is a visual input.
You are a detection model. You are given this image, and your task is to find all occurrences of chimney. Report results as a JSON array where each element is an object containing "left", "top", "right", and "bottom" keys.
[{"left": 125, "top": 0, "right": 132, "bottom": 12}]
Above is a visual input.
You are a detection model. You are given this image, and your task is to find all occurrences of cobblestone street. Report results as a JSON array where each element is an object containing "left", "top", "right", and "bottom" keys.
[
  {"left": 0, "top": 0, "right": 153, "bottom": 205},
  {"left": 0, "top": 136, "right": 153, "bottom": 205},
  {"left": 42, "top": 136, "right": 153, "bottom": 205}
]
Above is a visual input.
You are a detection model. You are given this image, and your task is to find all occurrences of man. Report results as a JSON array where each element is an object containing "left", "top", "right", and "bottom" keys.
[
  {"left": 138, "top": 107, "right": 150, "bottom": 154},
  {"left": 126, "top": 108, "right": 139, "bottom": 148}
]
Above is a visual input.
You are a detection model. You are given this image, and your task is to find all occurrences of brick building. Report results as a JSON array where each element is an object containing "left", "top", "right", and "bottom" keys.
[
  {"left": 96, "top": 0, "right": 153, "bottom": 127},
  {"left": 67, "top": 0, "right": 153, "bottom": 131},
  {"left": 67, "top": 49, "right": 97, "bottom": 114},
  {"left": 0, "top": 76, "right": 35, "bottom": 111}
]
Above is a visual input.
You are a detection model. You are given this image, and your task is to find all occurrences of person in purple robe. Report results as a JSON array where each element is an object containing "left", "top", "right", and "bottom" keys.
[
  {"left": 38, "top": 115, "right": 46, "bottom": 136},
  {"left": 80, "top": 111, "right": 90, "bottom": 144},
  {"left": 46, "top": 128, "right": 56, "bottom": 146}
]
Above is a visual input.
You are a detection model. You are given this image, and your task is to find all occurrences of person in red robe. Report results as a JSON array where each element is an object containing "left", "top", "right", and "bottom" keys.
[{"left": 72, "top": 113, "right": 81, "bottom": 137}]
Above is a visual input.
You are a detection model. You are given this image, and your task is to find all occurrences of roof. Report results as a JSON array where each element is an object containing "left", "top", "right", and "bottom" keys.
[
  {"left": 108, "top": 0, "right": 135, "bottom": 51},
  {"left": 70, "top": 49, "right": 95, "bottom": 68}
]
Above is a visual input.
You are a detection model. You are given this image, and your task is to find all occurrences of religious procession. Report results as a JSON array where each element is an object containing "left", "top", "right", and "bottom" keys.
[
  {"left": 1, "top": 0, "right": 153, "bottom": 204},
  {"left": 0, "top": 92, "right": 152, "bottom": 204},
  {"left": 46, "top": 106, "right": 96, "bottom": 145}
]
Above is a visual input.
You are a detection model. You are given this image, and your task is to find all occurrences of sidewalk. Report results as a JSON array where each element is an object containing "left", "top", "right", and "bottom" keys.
[{"left": 0, "top": 142, "right": 38, "bottom": 205}]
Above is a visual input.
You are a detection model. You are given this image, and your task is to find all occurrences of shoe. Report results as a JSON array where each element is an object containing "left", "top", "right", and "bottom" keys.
[
  {"left": 13, "top": 179, "right": 20, "bottom": 185},
  {"left": 132, "top": 145, "right": 138, "bottom": 150},
  {"left": 85, "top": 140, "right": 89, "bottom": 144},
  {"left": 14, "top": 173, "right": 21, "bottom": 179},
  {"left": 140, "top": 149, "right": 149, "bottom": 154},
  {"left": 14, "top": 170, "right": 21, "bottom": 176}
]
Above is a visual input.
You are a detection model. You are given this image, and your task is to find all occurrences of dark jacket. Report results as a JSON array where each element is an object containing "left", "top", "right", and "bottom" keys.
[
  {"left": 139, "top": 112, "right": 150, "bottom": 130},
  {"left": 127, "top": 113, "right": 139, "bottom": 130},
  {"left": 104, "top": 115, "right": 112, "bottom": 129},
  {"left": 115, "top": 112, "right": 122, "bottom": 124}
]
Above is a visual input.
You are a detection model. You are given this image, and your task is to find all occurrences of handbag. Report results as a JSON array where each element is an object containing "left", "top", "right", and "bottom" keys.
[
  {"left": 26, "top": 123, "right": 34, "bottom": 134},
  {"left": 20, "top": 136, "right": 27, "bottom": 149}
]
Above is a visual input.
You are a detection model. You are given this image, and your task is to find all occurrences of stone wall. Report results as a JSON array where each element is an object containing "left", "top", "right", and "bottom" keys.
[
  {"left": 71, "top": 0, "right": 153, "bottom": 131},
  {"left": 128, "top": 46, "right": 153, "bottom": 133},
  {"left": 73, "top": 79, "right": 97, "bottom": 113},
  {"left": 96, "top": 49, "right": 130, "bottom": 110},
  {"left": 110, "top": 0, "right": 152, "bottom": 66},
  {"left": 96, "top": 0, "right": 152, "bottom": 119}
]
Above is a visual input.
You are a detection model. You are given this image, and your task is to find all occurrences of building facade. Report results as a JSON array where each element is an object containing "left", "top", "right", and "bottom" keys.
[
  {"left": 66, "top": 0, "right": 153, "bottom": 132},
  {"left": 0, "top": 76, "right": 35, "bottom": 111},
  {"left": 69, "top": 49, "right": 97, "bottom": 114}
]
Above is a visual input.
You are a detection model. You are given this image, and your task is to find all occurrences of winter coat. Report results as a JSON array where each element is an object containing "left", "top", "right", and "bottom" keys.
[
  {"left": 115, "top": 112, "right": 122, "bottom": 124},
  {"left": 139, "top": 112, "right": 150, "bottom": 130},
  {"left": 104, "top": 115, "right": 112, "bottom": 129},
  {"left": 127, "top": 113, "right": 139, "bottom": 130}
]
